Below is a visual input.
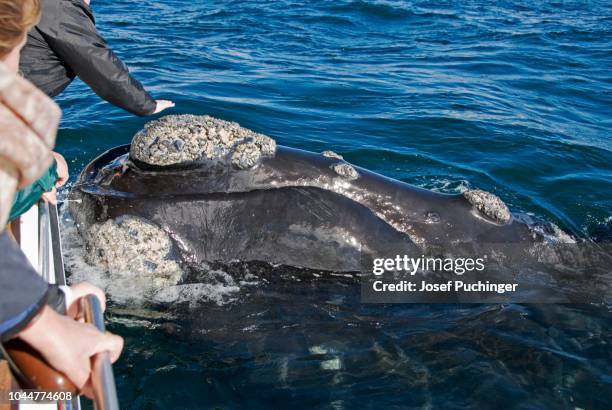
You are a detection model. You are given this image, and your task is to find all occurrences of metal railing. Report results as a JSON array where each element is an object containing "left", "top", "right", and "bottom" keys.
[{"left": 80, "top": 295, "right": 120, "bottom": 410}]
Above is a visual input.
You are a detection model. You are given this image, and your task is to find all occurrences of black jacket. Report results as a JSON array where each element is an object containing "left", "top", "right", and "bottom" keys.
[{"left": 19, "top": 0, "right": 157, "bottom": 116}]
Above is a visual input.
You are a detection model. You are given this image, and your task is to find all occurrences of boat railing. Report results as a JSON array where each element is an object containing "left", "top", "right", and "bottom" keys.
[{"left": 80, "top": 296, "right": 120, "bottom": 410}]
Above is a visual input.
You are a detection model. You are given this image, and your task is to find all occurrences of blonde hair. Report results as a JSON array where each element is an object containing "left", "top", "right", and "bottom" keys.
[{"left": 0, "top": 0, "right": 40, "bottom": 58}]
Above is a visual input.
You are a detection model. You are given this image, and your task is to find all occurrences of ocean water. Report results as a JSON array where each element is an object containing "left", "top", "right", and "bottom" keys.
[{"left": 54, "top": 0, "right": 611, "bottom": 409}]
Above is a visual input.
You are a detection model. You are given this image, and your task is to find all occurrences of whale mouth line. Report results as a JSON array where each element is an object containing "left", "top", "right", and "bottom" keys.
[{"left": 77, "top": 142, "right": 423, "bottom": 241}]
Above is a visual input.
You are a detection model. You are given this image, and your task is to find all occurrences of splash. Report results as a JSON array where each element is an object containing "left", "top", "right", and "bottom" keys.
[{"left": 60, "top": 209, "right": 246, "bottom": 306}]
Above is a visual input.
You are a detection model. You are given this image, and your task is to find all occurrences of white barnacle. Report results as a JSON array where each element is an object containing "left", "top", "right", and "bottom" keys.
[
  {"left": 231, "top": 142, "right": 262, "bottom": 170},
  {"left": 130, "top": 114, "right": 277, "bottom": 167},
  {"left": 322, "top": 150, "right": 343, "bottom": 160},
  {"left": 464, "top": 189, "right": 511, "bottom": 224},
  {"left": 84, "top": 216, "right": 183, "bottom": 287},
  {"left": 331, "top": 162, "right": 359, "bottom": 181}
]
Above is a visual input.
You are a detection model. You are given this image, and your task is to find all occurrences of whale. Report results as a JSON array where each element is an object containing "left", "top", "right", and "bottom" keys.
[
  {"left": 70, "top": 115, "right": 584, "bottom": 283},
  {"left": 67, "top": 114, "right": 609, "bottom": 305},
  {"left": 69, "top": 115, "right": 562, "bottom": 281}
]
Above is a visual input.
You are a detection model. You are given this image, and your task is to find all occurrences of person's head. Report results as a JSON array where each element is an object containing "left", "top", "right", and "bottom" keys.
[{"left": 0, "top": 0, "right": 40, "bottom": 73}]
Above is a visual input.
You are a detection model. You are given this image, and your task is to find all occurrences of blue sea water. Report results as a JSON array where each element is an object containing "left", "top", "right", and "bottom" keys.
[{"left": 55, "top": 0, "right": 611, "bottom": 409}]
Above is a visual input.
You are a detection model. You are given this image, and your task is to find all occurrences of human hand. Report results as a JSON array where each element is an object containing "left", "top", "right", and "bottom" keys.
[
  {"left": 52, "top": 152, "right": 69, "bottom": 188},
  {"left": 65, "top": 282, "right": 107, "bottom": 319},
  {"left": 153, "top": 99, "right": 175, "bottom": 114},
  {"left": 17, "top": 306, "right": 124, "bottom": 398},
  {"left": 41, "top": 187, "right": 57, "bottom": 205}
]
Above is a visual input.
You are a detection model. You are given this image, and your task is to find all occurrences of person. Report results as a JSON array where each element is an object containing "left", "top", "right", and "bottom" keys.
[
  {"left": 19, "top": 0, "right": 174, "bottom": 116},
  {"left": 0, "top": 0, "right": 58, "bottom": 228},
  {"left": 1, "top": 234, "right": 123, "bottom": 398},
  {"left": 8, "top": 150, "right": 68, "bottom": 223},
  {"left": 0, "top": 0, "right": 123, "bottom": 397},
  {"left": 1, "top": 0, "right": 69, "bottom": 224}
]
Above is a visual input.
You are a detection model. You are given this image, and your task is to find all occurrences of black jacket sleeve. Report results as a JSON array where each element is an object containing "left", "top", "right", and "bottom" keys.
[
  {"left": 41, "top": 0, "right": 157, "bottom": 116},
  {"left": 0, "top": 233, "right": 50, "bottom": 342}
]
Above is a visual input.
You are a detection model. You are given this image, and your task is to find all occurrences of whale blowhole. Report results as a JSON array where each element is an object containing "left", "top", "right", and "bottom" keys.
[{"left": 130, "top": 114, "right": 277, "bottom": 169}]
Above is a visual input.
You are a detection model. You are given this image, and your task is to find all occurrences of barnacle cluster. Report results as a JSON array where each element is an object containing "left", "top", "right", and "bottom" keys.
[{"left": 130, "top": 114, "right": 276, "bottom": 169}]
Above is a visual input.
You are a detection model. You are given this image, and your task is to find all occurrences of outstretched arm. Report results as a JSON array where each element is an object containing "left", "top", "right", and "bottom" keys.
[{"left": 41, "top": 1, "right": 173, "bottom": 116}]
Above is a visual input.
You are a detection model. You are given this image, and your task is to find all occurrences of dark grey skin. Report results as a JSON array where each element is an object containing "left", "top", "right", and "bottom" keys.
[{"left": 70, "top": 145, "right": 541, "bottom": 272}]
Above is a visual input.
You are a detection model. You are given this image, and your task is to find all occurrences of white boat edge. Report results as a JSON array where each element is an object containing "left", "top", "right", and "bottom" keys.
[{"left": 17, "top": 204, "right": 80, "bottom": 410}]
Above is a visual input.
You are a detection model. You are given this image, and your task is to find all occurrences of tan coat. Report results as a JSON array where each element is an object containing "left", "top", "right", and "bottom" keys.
[{"left": 0, "top": 62, "right": 61, "bottom": 228}]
